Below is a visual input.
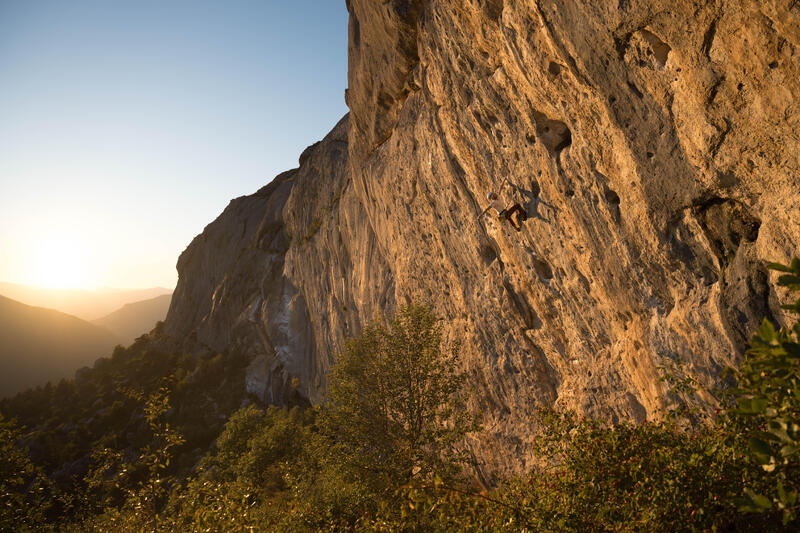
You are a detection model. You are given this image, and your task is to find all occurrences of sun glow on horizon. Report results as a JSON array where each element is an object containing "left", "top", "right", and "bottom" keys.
[{"left": 27, "top": 233, "right": 97, "bottom": 290}]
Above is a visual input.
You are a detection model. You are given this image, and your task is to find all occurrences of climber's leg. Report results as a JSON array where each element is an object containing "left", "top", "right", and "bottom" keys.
[
  {"left": 503, "top": 204, "right": 526, "bottom": 231},
  {"left": 507, "top": 203, "right": 527, "bottom": 221},
  {"left": 503, "top": 206, "right": 521, "bottom": 231}
]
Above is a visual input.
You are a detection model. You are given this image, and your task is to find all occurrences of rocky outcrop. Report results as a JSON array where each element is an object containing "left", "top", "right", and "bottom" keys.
[
  {"left": 165, "top": 117, "right": 394, "bottom": 405},
  {"left": 165, "top": 0, "right": 800, "bottom": 480}
]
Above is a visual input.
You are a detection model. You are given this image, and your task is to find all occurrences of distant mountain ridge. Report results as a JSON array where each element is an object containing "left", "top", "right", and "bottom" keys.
[
  {"left": 0, "top": 295, "right": 120, "bottom": 398},
  {"left": 0, "top": 282, "right": 172, "bottom": 321},
  {"left": 93, "top": 294, "right": 172, "bottom": 345}
]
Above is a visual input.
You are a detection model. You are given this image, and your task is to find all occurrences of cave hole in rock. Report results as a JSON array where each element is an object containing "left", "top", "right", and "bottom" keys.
[
  {"left": 532, "top": 257, "right": 553, "bottom": 280},
  {"left": 604, "top": 188, "right": 620, "bottom": 205},
  {"left": 533, "top": 111, "right": 572, "bottom": 153},
  {"left": 479, "top": 244, "right": 498, "bottom": 265},
  {"left": 604, "top": 187, "right": 621, "bottom": 223},
  {"left": 482, "top": 0, "right": 504, "bottom": 21},
  {"left": 638, "top": 29, "right": 671, "bottom": 66},
  {"left": 692, "top": 197, "right": 769, "bottom": 349},
  {"left": 694, "top": 197, "right": 760, "bottom": 263},
  {"left": 547, "top": 61, "right": 563, "bottom": 76}
]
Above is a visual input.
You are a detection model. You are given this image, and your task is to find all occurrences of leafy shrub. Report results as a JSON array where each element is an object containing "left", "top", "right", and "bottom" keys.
[
  {"left": 0, "top": 414, "right": 48, "bottom": 532},
  {"left": 198, "top": 404, "right": 313, "bottom": 491},
  {"left": 732, "top": 259, "right": 800, "bottom": 522},
  {"left": 80, "top": 386, "right": 185, "bottom": 532},
  {"left": 0, "top": 336, "right": 251, "bottom": 526},
  {"left": 164, "top": 405, "right": 313, "bottom": 531}
]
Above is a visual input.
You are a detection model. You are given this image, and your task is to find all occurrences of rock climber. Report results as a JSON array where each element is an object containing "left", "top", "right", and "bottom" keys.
[{"left": 478, "top": 177, "right": 528, "bottom": 231}]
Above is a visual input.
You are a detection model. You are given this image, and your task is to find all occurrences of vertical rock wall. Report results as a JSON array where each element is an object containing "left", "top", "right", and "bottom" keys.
[
  {"left": 166, "top": 1, "right": 800, "bottom": 479},
  {"left": 344, "top": 0, "right": 799, "bottom": 477}
]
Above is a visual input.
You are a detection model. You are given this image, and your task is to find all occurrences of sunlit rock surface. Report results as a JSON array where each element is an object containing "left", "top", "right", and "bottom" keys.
[{"left": 165, "top": 0, "right": 800, "bottom": 480}]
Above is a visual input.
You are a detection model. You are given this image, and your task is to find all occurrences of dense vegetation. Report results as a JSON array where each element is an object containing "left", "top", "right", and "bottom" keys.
[
  {"left": 2, "top": 262, "right": 800, "bottom": 531},
  {"left": 0, "top": 324, "right": 254, "bottom": 530}
]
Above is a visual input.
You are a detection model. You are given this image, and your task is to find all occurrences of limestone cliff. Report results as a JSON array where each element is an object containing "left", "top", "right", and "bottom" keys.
[{"left": 165, "top": 0, "right": 800, "bottom": 479}]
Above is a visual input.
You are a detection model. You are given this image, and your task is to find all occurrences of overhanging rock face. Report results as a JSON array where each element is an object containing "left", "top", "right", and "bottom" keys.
[{"left": 166, "top": 0, "right": 800, "bottom": 480}]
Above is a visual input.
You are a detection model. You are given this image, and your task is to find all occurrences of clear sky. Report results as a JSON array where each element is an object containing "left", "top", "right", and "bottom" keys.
[{"left": 0, "top": 0, "right": 348, "bottom": 290}]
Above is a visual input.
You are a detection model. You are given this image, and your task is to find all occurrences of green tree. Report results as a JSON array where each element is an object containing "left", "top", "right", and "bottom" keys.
[
  {"left": 82, "top": 386, "right": 185, "bottom": 531},
  {"left": 277, "top": 303, "right": 476, "bottom": 528},
  {"left": 323, "top": 303, "right": 474, "bottom": 486},
  {"left": 197, "top": 404, "right": 313, "bottom": 491},
  {"left": 732, "top": 258, "right": 800, "bottom": 522},
  {"left": 0, "top": 414, "right": 48, "bottom": 532},
  {"left": 166, "top": 405, "right": 314, "bottom": 532}
]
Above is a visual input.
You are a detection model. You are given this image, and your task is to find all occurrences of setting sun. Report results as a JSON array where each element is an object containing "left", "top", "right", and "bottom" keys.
[{"left": 29, "top": 234, "right": 93, "bottom": 289}]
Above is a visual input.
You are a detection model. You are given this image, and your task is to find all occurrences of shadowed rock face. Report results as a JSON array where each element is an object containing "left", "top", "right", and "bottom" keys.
[
  {"left": 164, "top": 117, "right": 394, "bottom": 406},
  {"left": 165, "top": 0, "right": 800, "bottom": 480}
]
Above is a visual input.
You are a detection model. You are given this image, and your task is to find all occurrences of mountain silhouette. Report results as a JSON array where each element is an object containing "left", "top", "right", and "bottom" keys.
[{"left": 0, "top": 295, "right": 120, "bottom": 397}]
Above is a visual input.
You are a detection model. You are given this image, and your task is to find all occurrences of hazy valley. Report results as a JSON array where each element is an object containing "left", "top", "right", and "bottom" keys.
[
  {"left": 0, "top": 282, "right": 171, "bottom": 321},
  {"left": 0, "top": 288, "right": 172, "bottom": 397}
]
